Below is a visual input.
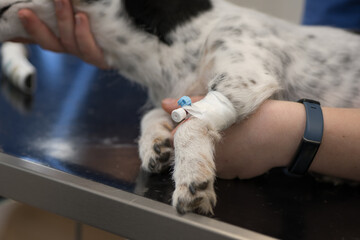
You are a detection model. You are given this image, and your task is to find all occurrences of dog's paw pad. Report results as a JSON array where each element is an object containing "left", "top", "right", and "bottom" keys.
[
  {"left": 189, "top": 181, "right": 209, "bottom": 195},
  {"left": 173, "top": 181, "right": 216, "bottom": 215},
  {"left": 147, "top": 138, "right": 173, "bottom": 173}
]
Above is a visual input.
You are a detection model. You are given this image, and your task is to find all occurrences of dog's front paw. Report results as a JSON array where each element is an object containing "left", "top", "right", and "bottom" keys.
[
  {"left": 148, "top": 137, "right": 174, "bottom": 173},
  {"left": 139, "top": 109, "right": 175, "bottom": 173},
  {"left": 172, "top": 179, "right": 216, "bottom": 215},
  {"left": 139, "top": 136, "right": 174, "bottom": 173},
  {"left": 171, "top": 117, "right": 220, "bottom": 214}
]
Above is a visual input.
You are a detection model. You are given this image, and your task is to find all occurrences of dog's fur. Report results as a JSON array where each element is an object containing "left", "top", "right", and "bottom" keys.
[{"left": 1, "top": 0, "right": 359, "bottom": 214}]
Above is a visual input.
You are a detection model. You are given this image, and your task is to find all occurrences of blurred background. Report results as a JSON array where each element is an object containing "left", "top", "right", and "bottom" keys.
[{"left": 229, "top": 0, "right": 305, "bottom": 23}]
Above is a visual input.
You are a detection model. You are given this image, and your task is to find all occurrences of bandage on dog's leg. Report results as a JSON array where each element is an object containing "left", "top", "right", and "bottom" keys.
[
  {"left": 1, "top": 42, "right": 36, "bottom": 94},
  {"left": 182, "top": 91, "right": 237, "bottom": 131}
]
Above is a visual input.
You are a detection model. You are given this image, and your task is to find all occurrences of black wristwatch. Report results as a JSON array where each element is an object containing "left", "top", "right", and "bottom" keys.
[{"left": 287, "top": 99, "right": 324, "bottom": 176}]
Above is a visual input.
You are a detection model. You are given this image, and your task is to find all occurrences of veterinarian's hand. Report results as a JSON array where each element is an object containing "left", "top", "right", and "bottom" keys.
[{"left": 14, "top": 0, "right": 109, "bottom": 69}]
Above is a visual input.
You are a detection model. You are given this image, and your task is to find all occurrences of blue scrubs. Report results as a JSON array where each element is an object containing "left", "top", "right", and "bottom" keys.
[{"left": 303, "top": 0, "right": 360, "bottom": 31}]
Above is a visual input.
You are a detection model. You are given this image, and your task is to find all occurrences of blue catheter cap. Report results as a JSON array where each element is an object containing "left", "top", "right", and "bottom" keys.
[{"left": 177, "top": 96, "right": 192, "bottom": 107}]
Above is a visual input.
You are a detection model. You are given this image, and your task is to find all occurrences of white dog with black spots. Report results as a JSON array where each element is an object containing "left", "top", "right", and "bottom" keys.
[{"left": 1, "top": 0, "right": 359, "bottom": 214}]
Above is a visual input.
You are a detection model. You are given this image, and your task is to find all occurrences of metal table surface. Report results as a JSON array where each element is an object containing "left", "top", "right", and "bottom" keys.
[{"left": 0, "top": 45, "right": 359, "bottom": 240}]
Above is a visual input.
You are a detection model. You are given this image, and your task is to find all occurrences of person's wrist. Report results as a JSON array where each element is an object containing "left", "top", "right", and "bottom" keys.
[
  {"left": 276, "top": 100, "right": 307, "bottom": 168},
  {"left": 216, "top": 100, "right": 304, "bottom": 179},
  {"left": 257, "top": 100, "right": 307, "bottom": 169}
]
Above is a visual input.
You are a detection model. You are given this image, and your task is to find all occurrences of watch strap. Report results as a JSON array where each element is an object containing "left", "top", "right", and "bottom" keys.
[{"left": 287, "top": 99, "right": 324, "bottom": 176}]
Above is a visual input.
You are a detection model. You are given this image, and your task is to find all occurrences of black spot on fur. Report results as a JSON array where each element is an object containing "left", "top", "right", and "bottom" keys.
[
  {"left": 184, "top": 59, "right": 197, "bottom": 72},
  {"left": 249, "top": 79, "right": 257, "bottom": 85},
  {"left": 341, "top": 54, "right": 352, "bottom": 64},
  {"left": 313, "top": 54, "right": 327, "bottom": 64},
  {"left": 98, "top": 11, "right": 106, "bottom": 18},
  {"left": 126, "top": 65, "right": 136, "bottom": 74},
  {"left": 162, "top": 68, "right": 172, "bottom": 81},
  {"left": 181, "top": 28, "right": 201, "bottom": 44},
  {"left": 211, "top": 39, "right": 226, "bottom": 51},
  {"left": 270, "top": 27, "right": 279, "bottom": 36},
  {"left": 210, "top": 73, "right": 228, "bottom": 91},
  {"left": 307, "top": 34, "right": 316, "bottom": 39},
  {"left": 0, "top": 5, "right": 11, "bottom": 19},
  {"left": 123, "top": 0, "right": 212, "bottom": 45},
  {"left": 230, "top": 52, "right": 245, "bottom": 63},
  {"left": 187, "top": 48, "right": 201, "bottom": 59},
  {"left": 0, "top": 1, "right": 31, "bottom": 19},
  {"left": 102, "top": 0, "right": 111, "bottom": 6},
  {"left": 219, "top": 26, "right": 243, "bottom": 36},
  {"left": 210, "top": 83, "right": 217, "bottom": 91},
  {"left": 83, "top": 0, "right": 102, "bottom": 3},
  {"left": 256, "top": 42, "right": 263, "bottom": 48},
  {"left": 116, "top": 36, "right": 128, "bottom": 44}
]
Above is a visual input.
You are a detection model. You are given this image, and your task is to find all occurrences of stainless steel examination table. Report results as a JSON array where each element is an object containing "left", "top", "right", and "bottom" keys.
[{"left": 0, "top": 45, "right": 359, "bottom": 240}]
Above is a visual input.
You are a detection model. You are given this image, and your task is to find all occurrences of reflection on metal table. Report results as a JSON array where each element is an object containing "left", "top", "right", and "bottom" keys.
[{"left": 0, "top": 45, "right": 359, "bottom": 240}]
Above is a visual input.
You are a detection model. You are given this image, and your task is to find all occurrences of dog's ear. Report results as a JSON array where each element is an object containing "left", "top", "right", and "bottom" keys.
[{"left": 123, "top": 0, "right": 212, "bottom": 45}]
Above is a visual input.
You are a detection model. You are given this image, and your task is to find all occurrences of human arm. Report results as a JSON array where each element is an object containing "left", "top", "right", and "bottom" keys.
[
  {"left": 162, "top": 98, "right": 360, "bottom": 181},
  {"left": 14, "top": 0, "right": 109, "bottom": 69}
]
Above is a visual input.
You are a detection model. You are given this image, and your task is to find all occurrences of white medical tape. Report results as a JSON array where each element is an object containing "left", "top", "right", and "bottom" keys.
[
  {"left": 171, "top": 91, "right": 237, "bottom": 131},
  {"left": 1, "top": 42, "right": 36, "bottom": 94}
]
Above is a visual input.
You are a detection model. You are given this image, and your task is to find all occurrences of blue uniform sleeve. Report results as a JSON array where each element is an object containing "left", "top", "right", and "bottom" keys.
[{"left": 303, "top": 0, "right": 360, "bottom": 31}]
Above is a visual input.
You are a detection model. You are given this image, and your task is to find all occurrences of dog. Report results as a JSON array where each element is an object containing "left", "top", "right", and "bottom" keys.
[{"left": 0, "top": 0, "right": 359, "bottom": 214}]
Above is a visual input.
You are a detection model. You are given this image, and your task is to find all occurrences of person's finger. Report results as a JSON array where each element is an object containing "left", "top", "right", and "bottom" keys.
[
  {"left": 55, "top": 0, "right": 79, "bottom": 54},
  {"left": 161, "top": 96, "right": 204, "bottom": 114},
  {"left": 161, "top": 98, "right": 178, "bottom": 114},
  {"left": 75, "top": 13, "right": 109, "bottom": 69},
  {"left": 18, "top": 9, "right": 65, "bottom": 52}
]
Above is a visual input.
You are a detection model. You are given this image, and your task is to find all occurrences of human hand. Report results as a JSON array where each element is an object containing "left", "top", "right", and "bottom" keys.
[
  {"left": 14, "top": 0, "right": 109, "bottom": 69},
  {"left": 162, "top": 98, "right": 305, "bottom": 179}
]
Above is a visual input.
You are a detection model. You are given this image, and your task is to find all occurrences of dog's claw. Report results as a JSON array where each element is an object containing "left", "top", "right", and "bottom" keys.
[{"left": 149, "top": 158, "right": 156, "bottom": 171}]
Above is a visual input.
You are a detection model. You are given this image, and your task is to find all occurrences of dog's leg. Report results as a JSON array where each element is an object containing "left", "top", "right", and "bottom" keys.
[
  {"left": 172, "top": 89, "right": 278, "bottom": 214},
  {"left": 172, "top": 45, "right": 281, "bottom": 213},
  {"left": 139, "top": 108, "right": 175, "bottom": 173},
  {"left": 172, "top": 116, "right": 219, "bottom": 214}
]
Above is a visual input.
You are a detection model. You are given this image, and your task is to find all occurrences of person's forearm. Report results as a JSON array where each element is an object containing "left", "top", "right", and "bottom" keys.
[
  {"left": 215, "top": 100, "right": 306, "bottom": 179},
  {"left": 162, "top": 97, "right": 360, "bottom": 181},
  {"left": 272, "top": 101, "right": 360, "bottom": 181},
  {"left": 215, "top": 100, "right": 360, "bottom": 181},
  {"left": 309, "top": 107, "right": 360, "bottom": 181}
]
